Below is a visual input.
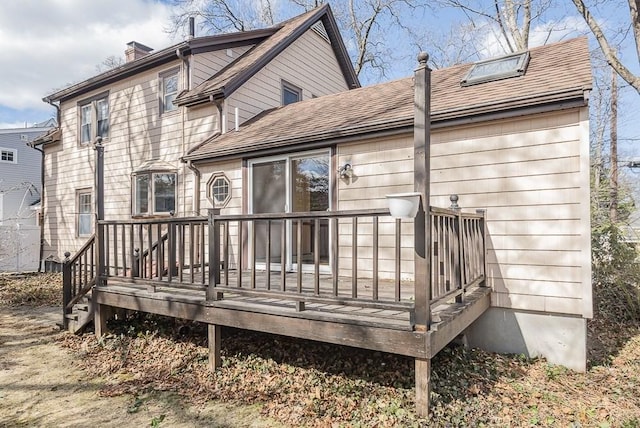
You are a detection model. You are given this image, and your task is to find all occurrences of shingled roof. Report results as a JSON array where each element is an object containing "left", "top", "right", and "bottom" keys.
[
  {"left": 175, "top": 4, "right": 359, "bottom": 106},
  {"left": 44, "top": 5, "right": 357, "bottom": 104},
  {"left": 184, "top": 37, "right": 592, "bottom": 162}
]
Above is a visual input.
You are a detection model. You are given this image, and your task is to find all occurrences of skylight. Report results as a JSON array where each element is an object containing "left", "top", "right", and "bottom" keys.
[{"left": 461, "top": 51, "right": 530, "bottom": 86}]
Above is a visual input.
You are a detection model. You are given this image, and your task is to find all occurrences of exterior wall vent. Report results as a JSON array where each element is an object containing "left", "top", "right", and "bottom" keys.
[{"left": 311, "top": 21, "right": 330, "bottom": 43}]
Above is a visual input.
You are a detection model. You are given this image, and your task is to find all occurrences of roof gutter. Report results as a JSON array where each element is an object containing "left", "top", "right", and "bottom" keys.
[
  {"left": 185, "top": 89, "right": 589, "bottom": 163},
  {"left": 47, "top": 43, "right": 188, "bottom": 102},
  {"left": 187, "top": 120, "right": 414, "bottom": 163}
]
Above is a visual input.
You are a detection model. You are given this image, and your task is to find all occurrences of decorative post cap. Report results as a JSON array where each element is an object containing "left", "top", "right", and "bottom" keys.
[
  {"left": 450, "top": 194, "right": 460, "bottom": 210},
  {"left": 64, "top": 251, "right": 71, "bottom": 260},
  {"left": 417, "top": 51, "right": 429, "bottom": 65}
]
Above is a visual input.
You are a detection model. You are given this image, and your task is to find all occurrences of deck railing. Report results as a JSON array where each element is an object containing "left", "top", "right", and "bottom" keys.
[
  {"left": 208, "top": 208, "right": 414, "bottom": 311},
  {"left": 92, "top": 205, "right": 486, "bottom": 326},
  {"left": 62, "top": 234, "right": 96, "bottom": 329},
  {"left": 97, "top": 217, "right": 208, "bottom": 290},
  {"left": 430, "top": 207, "right": 486, "bottom": 305}
]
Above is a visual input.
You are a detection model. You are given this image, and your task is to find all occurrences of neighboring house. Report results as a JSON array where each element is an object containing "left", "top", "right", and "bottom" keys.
[
  {"left": 33, "top": 5, "right": 358, "bottom": 262},
  {"left": 0, "top": 121, "right": 54, "bottom": 271},
  {"left": 181, "top": 37, "right": 593, "bottom": 371}
]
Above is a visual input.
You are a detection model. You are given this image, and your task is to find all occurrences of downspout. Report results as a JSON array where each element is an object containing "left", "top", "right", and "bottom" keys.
[
  {"left": 27, "top": 141, "right": 45, "bottom": 272},
  {"left": 212, "top": 96, "right": 226, "bottom": 134},
  {"left": 185, "top": 160, "right": 201, "bottom": 216},
  {"left": 176, "top": 45, "right": 190, "bottom": 216},
  {"left": 44, "top": 97, "right": 61, "bottom": 127},
  {"left": 30, "top": 96, "right": 59, "bottom": 272}
]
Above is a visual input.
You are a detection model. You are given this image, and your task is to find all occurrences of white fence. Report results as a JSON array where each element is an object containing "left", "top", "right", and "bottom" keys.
[{"left": 0, "top": 225, "right": 40, "bottom": 272}]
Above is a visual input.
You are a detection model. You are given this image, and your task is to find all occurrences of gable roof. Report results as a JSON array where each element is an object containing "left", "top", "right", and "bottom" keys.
[
  {"left": 44, "top": 5, "right": 358, "bottom": 104},
  {"left": 184, "top": 37, "right": 592, "bottom": 163},
  {"left": 175, "top": 4, "right": 359, "bottom": 106}
]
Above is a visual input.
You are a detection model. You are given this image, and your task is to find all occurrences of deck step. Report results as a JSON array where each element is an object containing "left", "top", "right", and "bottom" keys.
[
  {"left": 76, "top": 304, "right": 90, "bottom": 312},
  {"left": 64, "top": 313, "right": 78, "bottom": 321}
]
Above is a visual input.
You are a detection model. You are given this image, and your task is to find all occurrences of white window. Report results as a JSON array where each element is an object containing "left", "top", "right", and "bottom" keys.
[
  {"left": 77, "top": 191, "right": 92, "bottom": 237},
  {"left": 206, "top": 173, "right": 231, "bottom": 208},
  {"left": 133, "top": 172, "right": 176, "bottom": 216},
  {"left": 282, "top": 81, "right": 301, "bottom": 106},
  {"left": 0, "top": 148, "right": 16, "bottom": 164},
  {"left": 79, "top": 94, "right": 109, "bottom": 145},
  {"left": 160, "top": 69, "right": 179, "bottom": 114}
]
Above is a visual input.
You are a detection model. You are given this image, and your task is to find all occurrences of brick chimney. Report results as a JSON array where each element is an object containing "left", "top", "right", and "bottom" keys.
[{"left": 125, "top": 41, "right": 153, "bottom": 62}]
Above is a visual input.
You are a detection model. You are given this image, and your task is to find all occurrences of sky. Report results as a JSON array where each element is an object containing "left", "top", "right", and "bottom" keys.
[
  {"left": 0, "top": 0, "right": 638, "bottom": 164},
  {"left": 0, "top": 0, "right": 176, "bottom": 129}
]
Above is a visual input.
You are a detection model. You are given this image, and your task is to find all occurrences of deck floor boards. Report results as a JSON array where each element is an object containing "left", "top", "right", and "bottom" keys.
[{"left": 97, "top": 270, "right": 490, "bottom": 358}]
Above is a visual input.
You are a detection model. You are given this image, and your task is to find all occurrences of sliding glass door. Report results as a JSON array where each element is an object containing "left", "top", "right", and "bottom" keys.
[{"left": 250, "top": 151, "right": 330, "bottom": 271}]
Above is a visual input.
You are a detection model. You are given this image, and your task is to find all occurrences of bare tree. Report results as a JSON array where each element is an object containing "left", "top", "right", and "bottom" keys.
[
  {"left": 95, "top": 55, "right": 125, "bottom": 73},
  {"left": 166, "top": 0, "right": 428, "bottom": 81},
  {"left": 435, "top": 0, "right": 556, "bottom": 55},
  {"left": 412, "top": 21, "right": 484, "bottom": 68},
  {"left": 571, "top": 0, "right": 640, "bottom": 96},
  {"left": 168, "top": 0, "right": 279, "bottom": 36}
]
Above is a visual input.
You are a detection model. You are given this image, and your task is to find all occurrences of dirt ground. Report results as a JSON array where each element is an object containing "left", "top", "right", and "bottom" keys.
[{"left": 0, "top": 306, "right": 279, "bottom": 428}]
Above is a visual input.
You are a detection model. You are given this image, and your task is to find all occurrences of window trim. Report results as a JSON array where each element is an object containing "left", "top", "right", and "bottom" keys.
[
  {"left": 76, "top": 189, "right": 93, "bottom": 238},
  {"left": 159, "top": 67, "right": 180, "bottom": 115},
  {"left": 281, "top": 80, "right": 302, "bottom": 106},
  {"left": 131, "top": 170, "right": 178, "bottom": 217},
  {"left": 206, "top": 172, "right": 232, "bottom": 208},
  {"left": 78, "top": 92, "right": 109, "bottom": 146},
  {"left": 0, "top": 147, "right": 17, "bottom": 164}
]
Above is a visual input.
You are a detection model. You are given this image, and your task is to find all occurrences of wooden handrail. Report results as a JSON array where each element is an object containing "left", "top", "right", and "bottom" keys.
[
  {"left": 62, "top": 235, "right": 96, "bottom": 329},
  {"left": 67, "top": 234, "right": 96, "bottom": 264}
]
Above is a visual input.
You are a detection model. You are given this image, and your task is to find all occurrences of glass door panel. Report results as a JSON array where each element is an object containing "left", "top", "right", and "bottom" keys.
[
  {"left": 252, "top": 159, "right": 286, "bottom": 265},
  {"left": 291, "top": 154, "right": 330, "bottom": 266}
]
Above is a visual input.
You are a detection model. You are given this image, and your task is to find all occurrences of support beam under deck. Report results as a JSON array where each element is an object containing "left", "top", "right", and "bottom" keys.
[{"left": 93, "top": 287, "right": 429, "bottom": 359}]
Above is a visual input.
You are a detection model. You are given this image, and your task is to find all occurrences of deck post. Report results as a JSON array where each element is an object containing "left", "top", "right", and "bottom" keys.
[
  {"left": 415, "top": 358, "right": 431, "bottom": 417},
  {"left": 477, "top": 209, "right": 488, "bottom": 287},
  {"left": 94, "top": 303, "right": 109, "bottom": 338},
  {"left": 207, "top": 209, "right": 222, "bottom": 300},
  {"left": 413, "top": 52, "right": 432, "bottom": 330},
  {"left": 62, "top": 251, "right": 72, "bottom": 330},
  {"left": 208, "top": 324, "right": 222, "bottom": 371}
]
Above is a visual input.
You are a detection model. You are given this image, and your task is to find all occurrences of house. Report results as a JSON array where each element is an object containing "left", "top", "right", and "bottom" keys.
[
  {"left": 179, "top": 36, "right": 592, "bottom": 373},
  {"left": 38, "top": 8, "right": 592, "bottom": 414},
  {"left": 32, "top": 4, "right": 358, "bottom": 263},
  {"left": 0, "top": 120, "right": 55, "bottom": 272}
]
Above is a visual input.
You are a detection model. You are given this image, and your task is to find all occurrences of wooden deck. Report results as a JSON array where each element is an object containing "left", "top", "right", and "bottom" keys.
[
  {"left": 64, "top": 204, "right": 489, "bottom": 417},
  {"left": 95, "top": 270, "right": 490, "bottom": 359}
]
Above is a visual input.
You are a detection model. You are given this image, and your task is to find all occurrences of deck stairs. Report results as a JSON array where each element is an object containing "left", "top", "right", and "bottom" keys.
[
  {"left": 63, "top": 285, "right": 95, "bottom": 334},
  {"left": 62, "top": 236, "right": 97, "bottom": 334}
]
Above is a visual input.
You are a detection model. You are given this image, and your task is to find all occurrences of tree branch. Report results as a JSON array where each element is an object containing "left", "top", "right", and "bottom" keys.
[{"left": 571, "top": 0, "right": 640, "bottom": 94}]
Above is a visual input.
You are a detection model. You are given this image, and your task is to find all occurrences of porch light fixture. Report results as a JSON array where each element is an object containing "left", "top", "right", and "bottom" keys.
[
  {"left": 386, "top": 192, "right": 421, "bottom": 219},
  {"left": 338, "top": 163, "right": 353, "bottom": 179}
]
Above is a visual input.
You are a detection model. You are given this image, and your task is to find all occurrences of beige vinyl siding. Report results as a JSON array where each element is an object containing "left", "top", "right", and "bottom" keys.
[
  {"left": 199, "top": 160, "right": 243, "bottom": 268},
  {"left": 336, "top": 108, "right": 590, "bottom": 316},
  {"left": 191, "top": 46, "right": 253, "bottom": 87},
  {"left": 43, "top": 59, "right": 219, "bottom": 259},
  {"left": 227, "top": 29, "right": 349, "bottom": 129}
]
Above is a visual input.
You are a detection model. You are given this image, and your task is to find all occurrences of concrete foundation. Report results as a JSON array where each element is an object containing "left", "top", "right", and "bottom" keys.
[{"left": 465, "top": 308, "right": 587, "bottom": 372}]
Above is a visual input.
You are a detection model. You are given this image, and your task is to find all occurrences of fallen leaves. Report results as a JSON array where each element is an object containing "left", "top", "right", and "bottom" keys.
[
  {"left": 0, "top": 273, "right": 62, "bottom": 306},
  {"left": 56, "top": 312, "right": 640, "bottom": 427},
  {"left": 3, "top": 272, "right": 638, "bottom": 427}
]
